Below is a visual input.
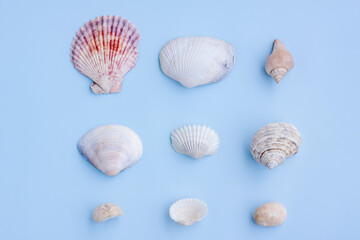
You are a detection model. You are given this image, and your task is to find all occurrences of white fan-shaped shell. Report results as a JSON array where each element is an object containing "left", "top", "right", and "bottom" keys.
[
  {"left": 171, "top": 125, "right": 220, "bottom": 159},
  {"left": 169, "top": 198, "right": 208, "bottom": 226},
  {"left": 78, "top": 124, "right": 143, "bottom": 176},
  {"left": 71, "top": 16, "right": 140, "bottom": 94},
  {"left": 251, "top": 122, "right": 301, "bottom": 169},
  {"left": 160, "top": 36, "right": 235, "bottom": 88}
]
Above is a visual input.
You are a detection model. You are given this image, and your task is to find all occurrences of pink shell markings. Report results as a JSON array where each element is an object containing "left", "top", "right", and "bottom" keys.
[{"left": 70, "top": 16, "right": 140, "bottom": 94}]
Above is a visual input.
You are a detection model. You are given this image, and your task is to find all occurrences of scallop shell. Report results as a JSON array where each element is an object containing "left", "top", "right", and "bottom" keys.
[
  {"left": 265, "top": 39, "right": 294, "bottom": 83},
  {"left": 71, "top": 16, "right": 140, "bottom": 94},
  {"left": 251, "top": 122, "right": 301, "bottom": 169},
  {"left": 159, "top": 36, "right": 235, "bottom": 88},
  {"left": 171, "top": 125, "right": 220, "bottom": 159},
  {"left": 254, "top": 202, "right": 287, "bottom": 227},
  {"left": 78, "top": 124, "right": 143, "bottom": 176},
  {"left": 93, "top": 203, "right": 123, "bottom": 223},
  {"left": 169, "top": 198, "right": 208, "bottom": 226}
]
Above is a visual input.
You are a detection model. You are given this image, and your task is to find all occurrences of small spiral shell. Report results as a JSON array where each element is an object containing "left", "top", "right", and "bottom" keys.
[{"left": 251, "top": 122, "right": 301, "bottom": 169}]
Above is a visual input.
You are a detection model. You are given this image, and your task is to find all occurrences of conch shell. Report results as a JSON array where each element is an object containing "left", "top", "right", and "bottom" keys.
[
  {"left": 265, "top": 39, "right": 294, "bottom": 83},
  {"left": 254, "top": 202, "right": 287, "bottom": 227},
  {"left": 78, "top": 124, "right": 143, "bottom": 176},
  {"left": 93, "top": 203, "right": 123, "bottom": 223},
  {"left": 251, "top": 122, "right": 301, "bottom": 169}
]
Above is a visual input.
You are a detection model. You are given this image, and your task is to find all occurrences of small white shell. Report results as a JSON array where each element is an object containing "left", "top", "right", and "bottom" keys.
[
  {"left": 169, "top": 198, "right": 208, "bottom": 226},
  {"left": 171, "top": 125, "right": 220, "bottom": 159},
  {"left": 160, "top": 36, "right": 235, "bottom": 88},
  {"left": 78, "top": 124, "right": 143, "bottom": 176},
  {"left": 254, "top": 202, "right": 287, "bottom": 227},
  {"left": 93, "top": 203, "right": 123, "bottom": 223},
  {"left": 251, "top": 122, "right": 301, "bottom": 169}
]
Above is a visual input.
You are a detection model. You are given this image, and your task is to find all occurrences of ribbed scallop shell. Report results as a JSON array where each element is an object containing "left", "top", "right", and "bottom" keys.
[
  {"left": 169, "top": 198, "right": 208, "bottom": 226},
  {"left": 71, "top": 16, "right": 140, "bottom": 94},
  {"left": 78, "top": 124, "right": 143, "bottom": 176},
  {"left": 251, "top": 122, "right": 301, "bottom": 169},
  {"left": 171, "top": 125, "right": 220, "bottom": 159},
  {"left": 159, "top": 36, "right": 235, "bottom": 88}
]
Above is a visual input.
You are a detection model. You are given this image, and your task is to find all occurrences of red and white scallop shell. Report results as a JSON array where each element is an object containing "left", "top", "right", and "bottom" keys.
[{"left": 70, "top": 16, "right": 140, "bottom": 94}]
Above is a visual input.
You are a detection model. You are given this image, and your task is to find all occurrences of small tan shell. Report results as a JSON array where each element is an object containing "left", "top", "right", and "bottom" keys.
[
  {"left": 265, "top": 39, "right": 294, "bottom": 83},
  {"left": 254, "top": 202, "right": 287, "bottom": 227},
  {"left": 251, "top": 122, "right": 301, "bottom": 169},
  {"left": 92, "top": 203, "right": 123, "bottom": 223}
]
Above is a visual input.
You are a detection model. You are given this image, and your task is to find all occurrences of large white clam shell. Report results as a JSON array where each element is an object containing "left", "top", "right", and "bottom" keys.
[
  {"left": 251, "top": 122, "right": 301, "bottom": 169},
  {"left": 71, "top": 16, "right": 140, "bottom": 94},
  {"left": 169, "top": 198, "right": 208, "bottom": 226},
  {"left": 78, "top": 124, "right": 143, "bottom": 176},
  {"left": 171, "top": 125, "right": 220, "bottom": 159},
  {"left": 159, "top": 36, "right": 235, "bottom": 88}
]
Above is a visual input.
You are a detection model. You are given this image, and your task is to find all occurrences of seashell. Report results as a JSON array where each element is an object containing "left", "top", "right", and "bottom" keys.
[
  {"left": 78, "top": 124, "right": 143, "bottom": 176},
  {"left": 93, "top": 203, "right": 123, "bottom": 223},
  {"left": 169, "top": 198, "right": 208, "bottom": 226},
  {"left": 171, "top": 124, "right": 220, "bottom": 159},
  {"left": 251, "top": 122, "right": 301, "bottom": 169},
  {"left": 159, "top": 36, "right": 235, "bottom": 88},
  {"left": 71, "top": 16, "right": 140, "bottom": 94},
  {"left": 254, "top": 202, "right": 287, "bottom": 227},
  {"left": 265, "top": 39, "right": 294, "bottom": 83}
]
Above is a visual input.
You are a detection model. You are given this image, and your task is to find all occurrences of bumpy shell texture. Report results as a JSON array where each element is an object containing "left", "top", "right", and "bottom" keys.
[
  {"left": 251, "top": 122, "right": 301, "bottom": 169},
  {"left": 254, "top": 202, "right": 287, "bottom": 227},
  {"left": 78, "top": 124, "right": 143, "bottom": 176},
  {"left": 169, "top": 198, "right": 208, "bottom": 226},
  {"left": 265, "top": 39, "right": 294, "bottom": 83},
  {"left": 93, "top": 203, "right": 123, "bottom": 223},
  {"left": 71, "top": 16, "right": 140, "bottom": 94},
  {"left": 159, "top": 36, "right": 235, "bottom": 88},
  {"left": 171, "top": 125, "right": 220, "bottom": 159}
]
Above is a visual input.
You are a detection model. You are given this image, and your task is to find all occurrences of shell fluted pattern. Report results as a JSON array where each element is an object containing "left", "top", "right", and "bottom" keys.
[
  {"left": 171, "top": 125, "right": 220, "bottom": 159},
  {"left": 169, "top": 198, "right": 208, "bottom": 226},
  {"left": 71, "top": 16, "right": 140, "bottom": 94},
  {"left": 251, "top": 122, "right": 301, "bottom": 169},
  {"left": 160, "top": 36, "right": 235, "bottom": 88},
  {"left": 78, "top": 124, "right": 143, "bottom": 176}
]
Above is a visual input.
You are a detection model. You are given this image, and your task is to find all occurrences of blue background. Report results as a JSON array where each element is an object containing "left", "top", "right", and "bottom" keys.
[{"left": 0, "top": 0, "right": 359, "bottom": 239}]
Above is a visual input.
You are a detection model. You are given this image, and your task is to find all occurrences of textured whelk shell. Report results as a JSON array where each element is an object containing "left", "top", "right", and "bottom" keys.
[
  {"left": 254, "top": 202, "right": 287, "bottom": 227},
  {"left": 159, "top": 36, "right": 235, "bottom": 88},
  {"left": 71, "top": 16, "right": 140, "bottom": 94},
  {"left": 171, "top": 125, "right": 220, "bottom": 159},
  {"left": 251, "top": 122, "right": 301, "bottom": 169},
  {"left": 169, "top": 198, "right": 208, "bottom": 226},
  {"left": 265, "top": 39, "right": 294, "bottom": 83},
  {"left": 78, "top": 124, "right": 143, "bottom": 176},
  {"left": 93, "top": 203, "right": 123, "bottom": 223}
]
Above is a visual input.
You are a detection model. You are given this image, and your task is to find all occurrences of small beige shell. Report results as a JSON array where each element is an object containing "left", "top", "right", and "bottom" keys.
[
  {"left": 251, "top": 122, "right": 301, "bottom": 169},
  {"left": 93, "top": 203, "right": 123, "bottom": 223},
  {"left": 254, "top": 202, "right": 287, "bottom": 227},
  {"left": 265, "top": 39, "right": 294, "bottom": 83}
]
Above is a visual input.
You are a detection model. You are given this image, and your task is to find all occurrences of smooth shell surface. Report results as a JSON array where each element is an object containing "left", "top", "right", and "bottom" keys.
[
  {"left": 78, "top": 124, "right": 143, "bottom": 176},
  {"left": 251, "top": 122, "right": 301, "bottom": 169},
  {"left": 93, "top": 203, "right": 123, "bottom": 223},
  {"left": 169, "top": 198, "right": 208, "bottom": 226},
  {"left": 160, "top": 36, "right": 235, "bottom": 88},
  {"left": 71, "top": 15, "right": 140, "bottom": 94},
  {"left": 265, "top": 39, "right": 294, "bottom": 83},
  {"left": 171, "top": 125, "right": 220, "bottom": 159},
  {"left": 254, "top": 202, "right": 287, "bottom": 227}
]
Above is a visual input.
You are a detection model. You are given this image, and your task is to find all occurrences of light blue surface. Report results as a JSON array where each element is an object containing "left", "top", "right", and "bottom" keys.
[{"left": 0, "top": 0, "right": 359, "bottom": 239}]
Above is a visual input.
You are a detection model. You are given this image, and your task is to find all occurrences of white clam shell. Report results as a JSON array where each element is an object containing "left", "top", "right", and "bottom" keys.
[
  {"left": 254, "top": 202, "right": 287, "bottom": 227},
  {"left": 251, "top": 122, "right": 301, "bottom": 169},
  {"left": 78, "top": 124, "right": 143, "bottom": 176},
  {"left": 171, "top": 125, "right": 220, "bottom": 159},
  {"left": 159, "top": 36, "right": 235, "bottom": 88},
  {"left": 169, "top": 198, "right": 208, "bottom": 226},
  {"left": 93, "top": 203, "right": 123, "bottom": 223}
]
